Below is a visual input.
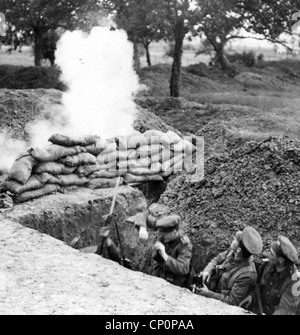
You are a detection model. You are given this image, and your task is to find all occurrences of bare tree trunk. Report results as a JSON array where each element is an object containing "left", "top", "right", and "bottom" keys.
[
  {"left": 34, "top": 28, "right": 45, "bottom": 67},
  {"left": 216, "top": 45, "right": 231, "bottom": 71},
  {"left": 170, "top": 19, "right": 185, "bottom": 98},
  {"left": 133, "top": 42, "right": 141, "bottom": 73},
  {"left": 209, "top": 38, "right": 231, "bottom": 71},
  {"left": 144, "top": 42, "right": 151, "bottom": 67}
]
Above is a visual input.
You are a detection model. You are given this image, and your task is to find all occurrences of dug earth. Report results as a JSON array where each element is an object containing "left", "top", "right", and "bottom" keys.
[{"left": 0, "top": 186, "right": 249, "bottom": 315}]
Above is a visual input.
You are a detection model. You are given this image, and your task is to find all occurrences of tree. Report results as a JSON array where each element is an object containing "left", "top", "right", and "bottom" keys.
[
  {"left": 161, "top": 0, "right": 198, "bottom": 97},
  {"left": 102, "top": 0, "right": 166, "bottom": 71},
  {"left": 0, "top": 0, "right": 102, "bottom": 66},
  {"left": 195, "top": 0, "right": 300, "bottom": 71},
  {"left": 194, "top": 0, "right": 259, "bottom": 71},
  {"left": 104, "top": 0, "right": 197, "bottom": 97},
  {"left": 248, "top": 0, "right": 300, "bottom": 42}
]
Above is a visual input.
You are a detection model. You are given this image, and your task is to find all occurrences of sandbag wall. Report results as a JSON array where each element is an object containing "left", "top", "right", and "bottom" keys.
[{"left": 0, "top": 130, "right": 196, "bottom": 204}]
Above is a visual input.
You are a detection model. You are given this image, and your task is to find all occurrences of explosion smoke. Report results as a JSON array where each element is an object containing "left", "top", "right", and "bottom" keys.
[
  {"left": 0, "top": 131, "right": 27, "bottom": 173},
  {"left": 0, "top": 25, "right": 142, "bottom": 172},
  {"left": 55, "top": 26, "right": 141, "bottom": 139}
]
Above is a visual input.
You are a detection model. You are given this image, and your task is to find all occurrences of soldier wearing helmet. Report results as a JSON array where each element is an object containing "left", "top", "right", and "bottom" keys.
[
  {"left": 196, "top": 227, "right": 263, "bottom": 307},
  {"left": 256, "top": 236, "right": 300, "bottom": 315},
  {"left": 132, "top": 212, "right": 193, "bottom": 287}
]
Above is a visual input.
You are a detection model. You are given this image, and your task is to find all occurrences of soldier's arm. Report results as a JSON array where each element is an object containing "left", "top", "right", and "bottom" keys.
[
  {"left": 152, "top": 260, "right": 162, "bottom": 277},
  {"left": 200, "top": 274, "right": 255, "bottom": 307},
  {"left": 203, "top": 251, "right": 228, "bottom": 275},
  {"left": 221, "top": 275, "right": 256, "bottom": 306},
  {"left": 107, "top": 242, "right": 122, "bottom": 264},
  {"left": 273, "top": 281, "right": 300, "bottom": 315},
  {"left": 164, "top": 242, "right": 192, "bottom": 276}
]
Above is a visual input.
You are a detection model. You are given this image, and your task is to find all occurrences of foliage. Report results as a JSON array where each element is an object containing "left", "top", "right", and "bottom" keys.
[
  {"left": 226, "top": 51, "right": 257, "bottom": 67},
  {"left": 194, "top": 0, "right": 300, "bottom": 70},
  {"left": 0, "top": 65, "right": 66, "bottom": 90},
  {"left": 0, "top": 0, "right": 103, "bottom": 65}
]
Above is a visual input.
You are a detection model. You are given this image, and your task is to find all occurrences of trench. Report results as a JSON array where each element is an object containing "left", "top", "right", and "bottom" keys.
[{"left": 7, "top": 182, "right": 167, "bottom": 275}]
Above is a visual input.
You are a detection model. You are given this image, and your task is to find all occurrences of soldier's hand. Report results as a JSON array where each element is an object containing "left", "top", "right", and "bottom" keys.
[
  {"left": 202, "top": 271, "right": 211, "bottom": 284},
  {"left": 99, "top": 227, "right": 110, "bottom": 238},
  {"left": 139, "top": 226, "right": 149, "bottom": 241},
  {"left": 154, "top": 242, "right": 167, "bottom": 259},
  {"left": 106, "top": 237, "right": 113, "bottom": 247},
  {"left": 197, "top": 284, "right": 210, "bottom": 296}
]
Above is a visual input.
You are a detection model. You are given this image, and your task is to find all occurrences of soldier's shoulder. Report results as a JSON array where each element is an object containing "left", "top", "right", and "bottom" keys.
[{"left": 180, "top": 235, "right": 192, "bottom": 246}]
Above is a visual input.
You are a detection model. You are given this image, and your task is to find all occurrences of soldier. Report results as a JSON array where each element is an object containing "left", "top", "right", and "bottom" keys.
[
  {"left": 132, "top": 212, "right": 193, "bottom": 288},
  {"left": 196, "top": 227, "right": 263, "bottom": 307},
  {"left": 95, "top": 226, "right": 121, "bottom": 264},
  {"left": 255, "top": 236, "right": 300, "bottom": 315}
]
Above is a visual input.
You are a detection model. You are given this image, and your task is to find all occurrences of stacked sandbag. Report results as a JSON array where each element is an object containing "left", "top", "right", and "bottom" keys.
[{"left": 0, "top": 130, "right": 197, "bottom": 204}]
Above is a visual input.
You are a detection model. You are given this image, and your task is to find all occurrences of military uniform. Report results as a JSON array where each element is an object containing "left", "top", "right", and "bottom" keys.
[
  {"left": 257, "top": 236, "right": 300, "bottom": 315},
  {"left": 199, "top": 227, "right": 263, "bottom": 307},
  {"left": 133, "top": 212, "right": 193, "bottom": 287},
  {"left": 95, "top": 237, "right": 121, "bottom": 264},
  {"left": 201, "top": 249, "right": 257, "bottom": 306},
  {"left": 152, "top": 234, "right": 192, "bottom": 287}
]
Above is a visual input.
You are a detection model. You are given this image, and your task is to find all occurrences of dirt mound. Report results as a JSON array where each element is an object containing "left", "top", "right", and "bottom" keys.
[
  {"left": 0, "top": 89, "right": 64, "bottom": 141},
  {"left": 0, "top": 66, "right": 66, "bottom": 91},
  {"left": 234, "top": 72, "right": 282, "bottom": 90},
  {"left": 0, "top": 89, "right": 178, "bottom": 143},
  {"left": 0, "top": 214, "right": 248, "bottom": 315},
  {"left": 159, "top": 136, "right": 300, "bottom": 270}
]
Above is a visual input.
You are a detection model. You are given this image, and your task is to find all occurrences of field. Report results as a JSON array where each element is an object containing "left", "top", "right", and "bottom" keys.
[{"left": 1, "top": 41, "right": 299, "bottom": 68}]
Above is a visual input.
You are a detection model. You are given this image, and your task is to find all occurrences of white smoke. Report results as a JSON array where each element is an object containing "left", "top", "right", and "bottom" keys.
[
  {"left": 0, "top": 25, "right": 142, "bottom": 172},
  {"left": 55, "top": 26, "right": 141, "bottom": 139},
  {"left": 0, "top": 130, "right": 27, "bottom": 173}
]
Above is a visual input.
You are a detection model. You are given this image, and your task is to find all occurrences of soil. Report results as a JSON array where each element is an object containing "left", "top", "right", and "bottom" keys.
[
  {"left": 0, "top": 188, "right": 248, "bottom": 315},
  {"left": 1, "top": 59, "right": 300, "bottom": 315}
]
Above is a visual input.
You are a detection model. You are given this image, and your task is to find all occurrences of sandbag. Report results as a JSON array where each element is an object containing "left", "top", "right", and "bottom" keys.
[
  {"left": 49, "top": 174, "right": 89, "bottom": 186},
  {"left": 161, "top": 148, "right": 173, "bottom": 163},
  {"left": 60, "top": 153, "right": 97, "bottom": 167},
  {"left": 8, "top": 152, "right": 37, "bottom": 185},
  {"left": 98, "top": 161, "right": 119, "bottom": 171},
  {"left": 137, "top": 145, "right": 161, "bottom": 158},
  {"left": 160, "top": 169, "right": 173, "bottom": 178},
  {"left": 124, "top": 173, "right": 164, "bottom": 184},
  {"left": 34, "top": 162, "right": 76, "bottom": 175},
  {"left": 161, "top": 154, "right": 184, "bottom": 172},
  {"left": 128, "top": 162, "right": 161, "bottom": 176},
  {"left": 172, "top": 139, "right": 195, "bottom": 155},
  {"left": 143, "top": 130, "right": 170, "bottom": 147},
  {"left": 85, "top": 139, "right": 107, "bottom": 156},
  {"left": 166, "top": 130, "right": 182, "bottom": 144},
  {"left": 149, "top": 153, "right": 161, "bottom": 164},
  {"left": 114, "top": 136, "right": 129, "bottom": 151},
  {"left": 115, "top": 133, "right": 148, "bottom": 151},
  {"left": 183, "top": 139, "right": 196, "bottom": 156},
  {"left": 127, "top": 133, "right": 147, "bottom": 150},
  {"left": 49, "top": 134, "right": 101, "bottom": 147},
  {"left": 90, "top": 170, "right": 126, "bottom": 179},
  {"left": 30, "top": 145, "right": 85, "bottom": 162},
  {"left": 15, "top": 184, "right": 60, "bottom": 204},
  {"left": 76, "top": 164, "right": 102, "bottom": 177},
  {"left": 128, "top": 157, "right": 150, "bottom": 169},
  {"left": 1, "top": 173, "right": 52, "bottom": 196},
  {"left": 101, "top": 140, "right": 117, "bottom": 155},
  {"left": 118, "top": 149, "right": 135, "bottom": 162},
  {"left": 88, "top": 177, "right": 124, "bottom": 190}
]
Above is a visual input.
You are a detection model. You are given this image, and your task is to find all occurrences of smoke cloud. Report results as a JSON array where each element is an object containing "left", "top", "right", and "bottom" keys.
[
  {"left": 0, "top": 130, "right": 27, "bottom": 173},
  {"left": 55, "top": 26, "right": 141, "bottom": 139},
  {"left": 0, "top": 25, "right": 142, "bottom": 172}
]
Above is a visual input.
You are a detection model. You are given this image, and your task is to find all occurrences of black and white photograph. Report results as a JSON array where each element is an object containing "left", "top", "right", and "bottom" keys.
[{"left": 0, "top": 0, "right": 300, "bottom": 318}]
